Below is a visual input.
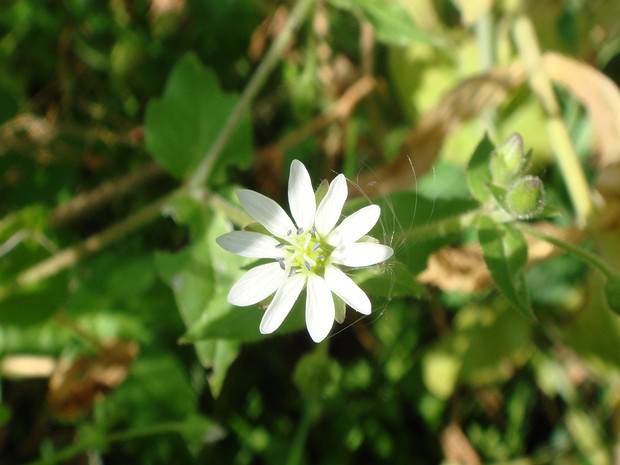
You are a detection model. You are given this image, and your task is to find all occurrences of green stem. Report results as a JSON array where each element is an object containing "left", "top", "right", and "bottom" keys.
[
  {"left": 284, "top": 400, "right": 320, "bottom": 465},
  {"left": 511, "top": 15, "right": 593, "bottom": 226},
  {"left": 518, "top": 223, "right": 614, "bottom": 280},
  {"left": 188, "top": 0, "right": 316, "bottom": 189},
  {"left": 0, "top": 0, "right": 316, "bottom": 300},
  {"left": 23, "top": 422, "right": 187, "bottom": 465}
]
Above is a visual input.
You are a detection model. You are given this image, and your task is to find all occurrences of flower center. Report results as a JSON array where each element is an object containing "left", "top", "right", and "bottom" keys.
[{"left": 275, "top": 227, "right": 330, "bottom": 275}]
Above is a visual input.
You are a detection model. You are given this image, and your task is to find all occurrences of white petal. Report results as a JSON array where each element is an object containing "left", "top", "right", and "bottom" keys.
[
  {"left": 327, "top": 204, "right": 381, "bottom": 246},
  {"left": 237, "top": 189, "right": 296, "bottom": 238},
  {"left": 324, "top": 265, "right": 371, "bottom": 315},
  {"left": 288, "top": 160, "right": 316, "bottom": 231},
  {"left": 315, "top": 174, "right": 348, "bottom": 237},
  {"left": 331, "top": 243, "right": 394, "bottom": 267},
  {"left": 228, "top": 262, "right": 288, "bottom": 306},
  {"left": 305, "top": 274, "right": 335, "bottom": 343},
  {"left": 216, "top": 231, "right": 283, "bottom": 258},
  {"left": 259, "top": 274, "right": 306, "bottom": 335}
]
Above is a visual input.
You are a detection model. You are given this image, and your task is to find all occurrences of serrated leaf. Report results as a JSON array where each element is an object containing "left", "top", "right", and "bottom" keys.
[
  {"left": 478, "top": 216, "right": 534, "bottom": 319},
  {"left": 466, "top": 134, "right": 495, "bottom": 203},
  {"left": 145, "top": 53, "right": 252, "bottom": 183}
]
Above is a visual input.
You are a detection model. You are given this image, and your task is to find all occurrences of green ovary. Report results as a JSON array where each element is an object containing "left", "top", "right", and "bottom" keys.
[{"left": 287, "top": 230, "right": 331, "bottom": 273}]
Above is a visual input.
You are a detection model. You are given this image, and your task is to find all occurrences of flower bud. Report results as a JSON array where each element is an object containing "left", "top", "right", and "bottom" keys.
[
  {"left": 506, "top": 175, "right": 545, "bottom": 219},
  {"left": 489, "top": 133, "right": 526, "bottom": 186}
]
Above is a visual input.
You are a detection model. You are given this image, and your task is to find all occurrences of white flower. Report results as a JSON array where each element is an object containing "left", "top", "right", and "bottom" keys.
[{"left": 216, "top": 160, "right": 393, "bottom": 342}]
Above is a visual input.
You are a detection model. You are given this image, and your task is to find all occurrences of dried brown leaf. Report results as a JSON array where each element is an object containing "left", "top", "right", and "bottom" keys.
[
  {"left": 543, "top": 52, "right": 620, "bottom": 168},
  {"left": 441, "top": 422, "right": 481, "bottom": 465},
  {"left": 418, "top": 222, "right": 580, "bottom": 294},
  {"left": 352, "top": 64, "right": 526, "bottom": 197},
  {"left": 47, "top": 340, "right": 138, "bottom": 419}
]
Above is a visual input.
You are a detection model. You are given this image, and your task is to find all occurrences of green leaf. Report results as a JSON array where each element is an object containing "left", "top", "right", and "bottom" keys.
[
  {"left": 182, "top": 298, "right": 306, "bottom": 343},
  {"left": 486, "top": 183, "right": 509, "bottom": 212},
  {"left": 466, "top": 134, "right": 495, "bottom": 203},
  {"left": 604, "top": 274, "right": 620, "bottom": 315},
  {"left": 351, "top": 193, "right": 478, "bottom": 276},
  {"left": 145, "top": 53, "right": 252, "bottom": 182},
  {"left": 0, "top": 86, "right": 18, "bottom": 125},
  {"left": 154, "top": 196, "right": 252, "bottom": 394},
  {"left": 180, "top": 414, "right": 226, "bottom": 452},
  {"left": 328, "top": 0, "right": 435, "bottom": 46},
  {"left": 0, "top": 273, "right": 68, "bottom": 326},
  {"left": 423, "top": 303, "right": 532, "bottom": 399},
  {"left": 101, "top": 354, "right": 196, "bottom": 426},
  {"left": 478, "top": 216, "right": 534, "bottom": 319},
  {"left": 293, "top": 347, "right": 342, "bottom": 399}
]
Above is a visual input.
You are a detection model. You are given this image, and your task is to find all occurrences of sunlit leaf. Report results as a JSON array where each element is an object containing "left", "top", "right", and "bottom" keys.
[
  {"left": 328, "top": 0, "right": 435, "bottom": 46},
  {"left": 466, "top": 134, "right": 495, "bottom": 203},
  {"left": 145, "top": 53, "right": 252, "bottom": 182},
  {"left": 478, "top": 215, "right": 534, "bottom": 319}
]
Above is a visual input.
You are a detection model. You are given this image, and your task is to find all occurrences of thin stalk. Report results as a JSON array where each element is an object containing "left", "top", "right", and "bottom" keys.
[
  {"left": 23, "top": 422, "right": 188, "bottom": 465},
  {"left": 512, "top": 15, "right": 593, "bottom": 226},
  {"left": 188, "top": 0, "right": 316, "bottom": 189},
  {"left": 0, "top": 0, "right": 316, "bottom": 300},
  {"left": 518, "top": 222, "right": 614, "bottom": 280}
]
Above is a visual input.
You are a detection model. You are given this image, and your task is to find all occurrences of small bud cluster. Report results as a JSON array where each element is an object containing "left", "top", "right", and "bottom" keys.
[{"left": 488, "top": 133, "right": 545, "bottom": 220}]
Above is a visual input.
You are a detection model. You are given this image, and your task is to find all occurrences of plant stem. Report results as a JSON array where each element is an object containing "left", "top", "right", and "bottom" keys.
[
  {"left": 0, "top": 0, "right": 316, "bottom": 300},
  {"left": 23, "top": 422, "right": 188, "bottom": 465},
  {"left": 188, "top": 0, "right": 316, "bottom": 189},
  {"left": 518, "top": 222, "right": 614, "bottom": 280},
  {"left": 511, "top": 15, "right": 593, "bottom": 226}
]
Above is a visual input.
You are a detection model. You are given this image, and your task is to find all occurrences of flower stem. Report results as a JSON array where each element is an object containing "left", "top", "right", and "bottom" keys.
[
  {"left": 518, "top": 222, "right": 615, "bottom": 280},
  {"left": 0, "top": 0, "right": 316, "bottom": 301},
  {"left": 188, "top": 0, "right": 316, "bottom": 189},
  {"left": 511, "top": 15, "right": 593, "bottom": 226},
  {"left": 22, "top": 422, "right": 188, "bottom": 465}
]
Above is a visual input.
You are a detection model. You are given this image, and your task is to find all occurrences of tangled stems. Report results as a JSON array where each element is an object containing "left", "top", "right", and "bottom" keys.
[{"left": 0, "top": 0, "right": 315, "bottom": 302}]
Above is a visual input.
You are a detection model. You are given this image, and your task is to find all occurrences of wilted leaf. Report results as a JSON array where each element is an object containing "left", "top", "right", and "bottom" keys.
[
  {"left": 544, "top": 52, "right": 620, "bottom": 168},
  {"left": 47, "top": 339, "right": 138, "bottom": 419}
]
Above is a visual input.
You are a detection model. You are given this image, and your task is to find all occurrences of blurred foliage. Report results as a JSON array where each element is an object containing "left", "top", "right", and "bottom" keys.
[{"left": 1, "top": 0, "right": 620, "bottom": 464}]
